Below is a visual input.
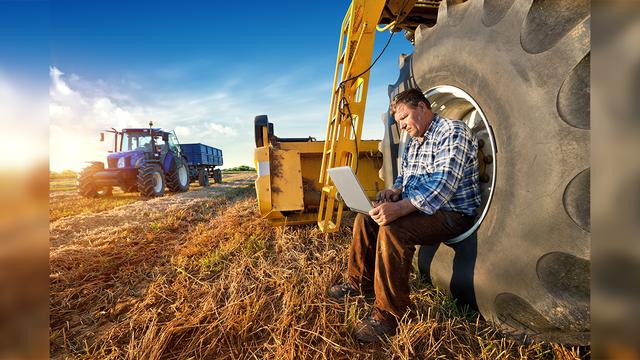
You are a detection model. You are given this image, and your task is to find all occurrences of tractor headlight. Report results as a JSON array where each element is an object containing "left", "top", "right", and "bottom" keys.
[{"left": 117, "top": 157, "right": 126, "bottom": 168}]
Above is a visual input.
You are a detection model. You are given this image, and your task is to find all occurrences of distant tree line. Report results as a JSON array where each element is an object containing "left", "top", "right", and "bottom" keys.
[
  {"left": 222, "top": 165, "right": 255, "bottom": 172},
  {"left": 50, "top": 169, "right": 78, "bottom": 179}
]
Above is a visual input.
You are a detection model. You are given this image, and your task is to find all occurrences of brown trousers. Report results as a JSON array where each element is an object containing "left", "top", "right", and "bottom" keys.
[{"left": 347, "top": 210, "right": 474, "bottom": 320}]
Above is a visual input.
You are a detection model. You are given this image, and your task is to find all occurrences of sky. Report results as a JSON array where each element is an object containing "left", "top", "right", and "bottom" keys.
[{"left": 3, "top": 1, "right": 414, "bottom": 171}]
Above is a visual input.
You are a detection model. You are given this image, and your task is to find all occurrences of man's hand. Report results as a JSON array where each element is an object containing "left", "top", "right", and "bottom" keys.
[
  {"left": 369, "top": 199, "right": 417, "bottom": 226},
  {"left": 375, "top": 188, "right": 402, "bottom": 204}
]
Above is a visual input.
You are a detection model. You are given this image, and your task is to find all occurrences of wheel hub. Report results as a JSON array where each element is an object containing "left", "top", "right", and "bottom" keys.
[
  {"left": 178, "top": 165, "right": 188, "bottom": 186},
  {"left": 152, "top": 172, "right": 163, "bottom": 193}
]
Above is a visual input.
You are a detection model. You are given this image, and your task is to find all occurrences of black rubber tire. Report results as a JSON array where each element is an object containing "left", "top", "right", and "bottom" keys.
[
  {"left": 78, "top": 163, "right": 111, "bottom": 198},
  {"left": 198, "top": 169, "right": 210, "bottom": 187},
  {"left": 167, "top": 161, "right": 190, "bottom": 192},
  {"left": 121, "top": 183, "right": 138, "bottom": 193},
  {"left": 408, "top": 0, "right": 590, "bottom": 344},
  {"left": 254, "top": 115, "right": 273, "bottom": 147},
  {"left": 137, "top": 163, "right": 165, "bottom": 199},
  {"left": 102, "top": 186, "right": 113, "bottom": 197},
  {"left": 212, "top": 169, "right": 222, "bottom": 184}
]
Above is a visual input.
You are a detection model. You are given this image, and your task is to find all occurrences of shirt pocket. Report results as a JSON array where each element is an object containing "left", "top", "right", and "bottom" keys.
[{"left": 417, "top": 146, "right": 435, "bottom": 174}]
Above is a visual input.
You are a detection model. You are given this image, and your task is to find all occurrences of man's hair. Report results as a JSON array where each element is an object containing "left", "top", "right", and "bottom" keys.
[{"left": 390, "top": 88, "right": 431, "bottom": 115}]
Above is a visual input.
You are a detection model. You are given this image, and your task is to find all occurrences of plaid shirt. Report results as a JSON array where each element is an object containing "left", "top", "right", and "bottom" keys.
[{"left": 393, "top": 114, "right": 481, "bottom": 216}]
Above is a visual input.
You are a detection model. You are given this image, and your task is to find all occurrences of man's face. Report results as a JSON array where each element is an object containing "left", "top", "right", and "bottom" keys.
[{"left": 393, "top": 102, "right": 431, "bottom": 138}]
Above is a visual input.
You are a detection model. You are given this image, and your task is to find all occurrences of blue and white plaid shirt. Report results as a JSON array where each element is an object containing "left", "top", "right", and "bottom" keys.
[{"left": 393, "top": 113, "right": 481, "bottom": 216}]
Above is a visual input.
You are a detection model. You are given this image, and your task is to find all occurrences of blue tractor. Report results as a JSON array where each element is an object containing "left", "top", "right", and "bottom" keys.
[{"left": 78, "top": 122, "right": 221, "bottom": 199}]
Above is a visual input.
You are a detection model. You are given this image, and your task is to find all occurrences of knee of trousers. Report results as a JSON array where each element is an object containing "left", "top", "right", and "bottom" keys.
[
  {"left": 354, "top": 213, "right": 376, "bottom": 230},
  {"left": 354, "top": 213, "right": 367, "bottom": 227},
  {"left": 377, "top": 224, "right": 406, "bottom": 248}
]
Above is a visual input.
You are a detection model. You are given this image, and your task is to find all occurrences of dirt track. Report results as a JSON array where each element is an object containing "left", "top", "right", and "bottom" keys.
[{"left": 49, "top": 172, "right": 255, "bottom": 248}]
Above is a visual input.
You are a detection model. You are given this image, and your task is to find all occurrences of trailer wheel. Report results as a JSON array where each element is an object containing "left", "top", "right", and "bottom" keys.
[
  {"left": 408, "top": 0, "right": 590, "bottom": 344},
  {"left": 137, "top": 163, "right": 165, "bottom": 199},
  {"left": 167, "top": 162, "right": 190, "bottom": 192},
  {"left": 212, "top": 169, "right": 222, "bottom": 184},
  {"left": 78, "top": 163, "right": 111, "bottom": 198},
  {"left": 198, "top": 169, "right": 210, "bottom": 187}
]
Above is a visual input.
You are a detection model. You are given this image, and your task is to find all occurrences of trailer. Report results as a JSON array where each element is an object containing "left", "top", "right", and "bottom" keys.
[
  {"left": 79, "top": 124, "right": 224, "bottom": 199},
  {"left": 180, "top": 143, "right": 223, "bottom": 186}
]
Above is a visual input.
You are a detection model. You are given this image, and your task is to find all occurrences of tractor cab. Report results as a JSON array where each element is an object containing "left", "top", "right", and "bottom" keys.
[
  {"left": 121, "top": 128, "right": 164, "bottom": 153},
  {"left": 100, "top": 127, "right": 183, "bottom": 169}
]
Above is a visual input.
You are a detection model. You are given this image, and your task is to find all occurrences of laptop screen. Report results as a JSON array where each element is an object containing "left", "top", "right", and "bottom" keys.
[{"left": 327, "top": 166, "right": 373, "bottom": 214}]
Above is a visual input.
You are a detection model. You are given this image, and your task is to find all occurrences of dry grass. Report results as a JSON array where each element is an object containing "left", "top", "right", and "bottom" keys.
[
  {"left": 49, "top": 173, "right": 140, "bottom": 222},
  {"left": 48, "top": 172, "right": 253, "bottom": 222},
  {"left": 49, "top": 186, "right": 589, "bottom": 359},
  {"left": 50, "top": 193, "right": 142, "bottom": 222}
]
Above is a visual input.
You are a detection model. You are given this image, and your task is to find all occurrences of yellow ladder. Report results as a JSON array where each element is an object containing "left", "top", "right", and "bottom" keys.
[{"left": 317, "top": 0, "right": 387, "bottom": 233}]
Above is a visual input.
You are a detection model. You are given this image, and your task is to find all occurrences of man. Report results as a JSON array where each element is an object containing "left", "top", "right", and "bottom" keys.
[{"left": 328, "top": 88, "right": 481, "bottom": 342}]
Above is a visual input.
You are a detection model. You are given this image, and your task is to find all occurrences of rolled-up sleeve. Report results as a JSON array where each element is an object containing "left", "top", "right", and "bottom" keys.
[
  {"left": 405, "top": 128, "right": 471, "bottom": 214},
  {"left": 393, "top": 175, "right": 403, "bottom": 190}
]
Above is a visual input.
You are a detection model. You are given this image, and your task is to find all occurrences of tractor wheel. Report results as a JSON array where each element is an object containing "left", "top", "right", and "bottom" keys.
[
  {"left": 405, "top": 0, "right": 590, "bottom": 344},
  {"left": 78, "top": 163, "right": 111, "bottom": 198},
  {"left": 121, "top": 183, "right": 138, "bottom": 193},
  {"left": 198, "top": 169, "right": 210, "bottom": 187},
  {"left": 102, "top": 186, "right": 113, "bottom": 197},
  {"left": 137, "top": 163, "right": 165, "bottom": 199},
  {"left": 212, "top": 169, "right": 222, "bottom": 184},
  {"left": 167, "top": 162, "right": 190, "bottom": 192}
]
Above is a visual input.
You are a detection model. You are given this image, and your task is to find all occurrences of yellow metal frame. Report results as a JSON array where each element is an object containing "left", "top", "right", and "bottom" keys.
[
  {"left": 253, "top": 0, "right": 422, "bottom": 231},
  {"left": 317, "top": 0, "right": 387, "bottom": 233},
  {"left": 254, "top": 138, "right": 383, "bottom": 227}
]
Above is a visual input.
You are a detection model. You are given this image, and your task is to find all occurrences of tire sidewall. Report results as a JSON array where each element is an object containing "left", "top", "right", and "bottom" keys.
[{"left": 138, "top": 163, "right": 165, "bottom": 198}]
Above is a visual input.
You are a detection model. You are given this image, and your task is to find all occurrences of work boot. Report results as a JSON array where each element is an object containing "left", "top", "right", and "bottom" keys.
[
  {"left": 327, "top": 283, "right": 374, "bottom": 302},
  {"left": 353, "top": 311, "right": 398, "bottom": 343}
]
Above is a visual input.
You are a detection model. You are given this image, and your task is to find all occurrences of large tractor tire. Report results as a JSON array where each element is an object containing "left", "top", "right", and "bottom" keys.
[
  {"left": 400, "top": 0, "right": 590, "bottom": 344},
  {"left": 78, "top": 163, "right": 112, "bottom": 198},
  {"left": 212, "top": 169, "right": 222, "bottom": 184},
  {"left": 198, "top": 169, "right": 210, "bottom": 187},
  {"left": 167, "top": 161, "right": 190, "bottom": 193},
  {"left": 137, "top": 163, "right": 165, "bottom": 199},
  {"left": 121, "top": 183, "right": 138, "bottom": 193}
]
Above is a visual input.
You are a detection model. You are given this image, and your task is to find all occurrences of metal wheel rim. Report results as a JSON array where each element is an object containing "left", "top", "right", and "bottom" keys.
[
  {"left": 178, "top": 165, "right": 188, "bottom": 186},
  {"left": 424, "top": 85, "right": 497, "bottom": 243},
  {"left": 153, "top": 172, "right": 163, "bottom": 193}
]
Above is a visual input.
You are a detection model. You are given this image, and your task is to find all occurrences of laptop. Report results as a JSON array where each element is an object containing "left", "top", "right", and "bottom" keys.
[{"left": 327, "top": 166, "right": 373, "bottom": 214}]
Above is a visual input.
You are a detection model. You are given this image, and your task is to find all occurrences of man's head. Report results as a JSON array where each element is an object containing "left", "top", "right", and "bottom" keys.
[{"left": 391, "top": 88, "right": 433, "bottom": 138}]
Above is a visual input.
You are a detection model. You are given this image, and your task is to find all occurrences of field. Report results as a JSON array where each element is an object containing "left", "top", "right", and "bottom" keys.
[{"left": 49, "top": 171, "right": 588, "bottom": 359}]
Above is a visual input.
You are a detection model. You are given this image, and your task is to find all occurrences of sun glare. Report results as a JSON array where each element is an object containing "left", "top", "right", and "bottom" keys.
[{"left": 0, "top": 73, "right": 48, "bottom": 172}]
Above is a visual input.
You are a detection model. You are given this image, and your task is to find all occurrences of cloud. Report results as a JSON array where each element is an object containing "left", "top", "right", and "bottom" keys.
[
  {"left": 49, "top": 66, "right": 154, "bottom": 171},
  {"left": 50, "top": 66, "right": 253, "bottom": 171},
  {"left": 50, "top": 66, "right": 73, "bottom": 96},
  {"left": 174, "top": 125, "right": 191, "bottom": 138},
  {"left": 207, "top": 123, "right": 236, "bottom": 136},
  {"left": 49, "top": 64, "right": 387, "bottom": 172}
]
